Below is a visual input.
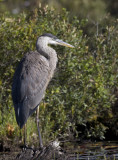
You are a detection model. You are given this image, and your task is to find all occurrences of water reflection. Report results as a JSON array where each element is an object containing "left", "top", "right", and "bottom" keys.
[{"left": 63, "top": 141, "right": 118, "bottom": 160}]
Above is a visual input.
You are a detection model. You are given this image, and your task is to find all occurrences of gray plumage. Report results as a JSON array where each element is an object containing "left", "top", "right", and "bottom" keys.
[{"left": 12, "top": 33, "right": 74, "bottom": 129}]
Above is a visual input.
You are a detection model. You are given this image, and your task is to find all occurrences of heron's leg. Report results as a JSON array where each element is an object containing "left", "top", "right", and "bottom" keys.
[
  {"left": 36, "top": 107, "right": 43, "bottom": 148},
  {"left": 23, "top": 123, "right": 27, "bottom": 147}
]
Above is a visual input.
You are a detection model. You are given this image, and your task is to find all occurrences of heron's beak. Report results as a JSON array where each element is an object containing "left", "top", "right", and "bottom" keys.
[{"left": 55, "top": 39, "right": 74, "bottom": 48}]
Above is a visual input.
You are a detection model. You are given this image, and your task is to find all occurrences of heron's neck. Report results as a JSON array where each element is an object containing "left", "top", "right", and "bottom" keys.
[
  {"left": 36, "top": 41, "right": 58, "bottom": 69},
  {"left": 48, "top": 47, "right": 58, "bottom": 72},
  {"left": 36, "top": 43, "right": 50, "bottom": 59}
]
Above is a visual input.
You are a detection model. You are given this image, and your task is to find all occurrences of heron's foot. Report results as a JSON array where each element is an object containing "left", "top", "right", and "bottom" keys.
[
  {"left": 22, "top": 144, "right": 35, "bottom": 151},
  {"left": 39, "top": 146, "right": 43, "bottom": 151}
]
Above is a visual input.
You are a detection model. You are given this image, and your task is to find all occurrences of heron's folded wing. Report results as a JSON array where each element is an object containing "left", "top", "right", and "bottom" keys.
[
  {"left": 12, "top": 57, "right": 49, "bottom": 108},
  {"left": 23, "top": 58, "right": 50, "bottom": 110}
]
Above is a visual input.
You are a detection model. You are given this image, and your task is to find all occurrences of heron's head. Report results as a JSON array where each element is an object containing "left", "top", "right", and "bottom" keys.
[{"left": 37, "top": 33, "right": 74, "bottom": 48}]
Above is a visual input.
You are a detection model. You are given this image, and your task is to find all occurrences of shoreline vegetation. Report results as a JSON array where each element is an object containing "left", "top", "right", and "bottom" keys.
[{"left": 0, "top": 2, "right": 118, "bottom": 155}]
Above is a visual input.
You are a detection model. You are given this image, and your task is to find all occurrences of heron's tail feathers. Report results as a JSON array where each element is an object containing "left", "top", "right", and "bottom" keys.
[
  {"left": 14, "top": 103, "right": 39, "bottom": 129},
  {"left": 14, "top": 103, "right": 29, "bottom": 129}
]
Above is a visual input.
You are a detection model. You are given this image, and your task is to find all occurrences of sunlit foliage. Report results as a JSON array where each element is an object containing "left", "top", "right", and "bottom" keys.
[{"left": 0, "top": 7, "right": 118, "bottom": 145}]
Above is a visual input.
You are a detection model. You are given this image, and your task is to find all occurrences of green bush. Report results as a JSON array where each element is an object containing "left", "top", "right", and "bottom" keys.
[{"left": 0, "top": 7, "right": 118, "bottom": 145}]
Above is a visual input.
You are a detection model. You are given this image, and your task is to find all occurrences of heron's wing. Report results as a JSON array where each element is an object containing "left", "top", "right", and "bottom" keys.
[{"left": 12, "top": 51, "right": 50, "bottom": 128}]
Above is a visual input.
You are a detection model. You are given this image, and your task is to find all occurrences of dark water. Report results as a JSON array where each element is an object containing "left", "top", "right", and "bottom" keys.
[
  {"left": 63, "top": 141, "right": 118, "bottom": 160},
  {"left": 0, "top": 141, "right": 118, "bottom": 160}
]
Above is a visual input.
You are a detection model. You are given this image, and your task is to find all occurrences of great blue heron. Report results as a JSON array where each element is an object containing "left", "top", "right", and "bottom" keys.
[{"left": 12, "top": 33, "right": 74, "bottom": 148}]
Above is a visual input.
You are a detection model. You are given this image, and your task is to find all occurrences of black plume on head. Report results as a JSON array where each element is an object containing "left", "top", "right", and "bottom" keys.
[{"left": 40, "top": 33, "right": 57, "bottom": 39}]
